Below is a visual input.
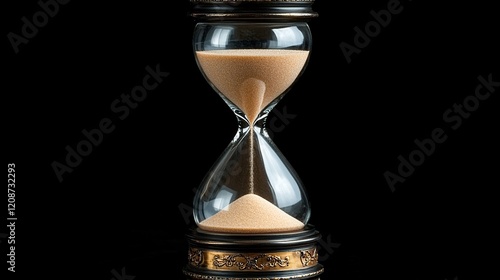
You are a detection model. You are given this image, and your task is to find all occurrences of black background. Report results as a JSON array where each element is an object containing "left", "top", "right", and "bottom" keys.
[{"left": 3, "top": 1, "right": 499, "bottom": 280}]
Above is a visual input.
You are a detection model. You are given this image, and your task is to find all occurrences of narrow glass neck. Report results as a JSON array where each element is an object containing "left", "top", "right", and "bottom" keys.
[{"left": 231, "top": 89, "right": 284, "bottom": 130}]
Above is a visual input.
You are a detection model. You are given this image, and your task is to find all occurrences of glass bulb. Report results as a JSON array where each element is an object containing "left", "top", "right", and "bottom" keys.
[{"left": 192, "top": 21, "right": 313, "bottom": 234}]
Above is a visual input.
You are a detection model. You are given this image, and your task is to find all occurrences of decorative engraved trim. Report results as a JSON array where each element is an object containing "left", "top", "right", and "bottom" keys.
[
  {"left": 267, "top": 255, "right": 290, "bottom": 268},
  {"left": 213, "top": 254, "right": 290, "bottom": 270},
  {"left": 183, "top": 266, "right": 324, "bottom": 280},
  {"left": 188, "top": 248, "right": 205, "bottom": 267},
  {"left": 186, "top": 246, "right": 318, "bottom": 272},
  {"left": 298, "top": 248, "right": 318, "bottom": 266}
]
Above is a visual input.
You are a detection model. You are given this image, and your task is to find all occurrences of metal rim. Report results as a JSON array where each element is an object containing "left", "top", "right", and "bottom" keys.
[
  {"left": 185, "top": 225, "right": 322, "bottom": 248},
  {"left": 189, "top": 0, "right": 318, "bottom": 19}
]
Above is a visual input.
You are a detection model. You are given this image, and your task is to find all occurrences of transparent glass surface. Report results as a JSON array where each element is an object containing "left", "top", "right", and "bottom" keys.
[{"left": 192, "top": 21, "right": 313, "bottom": 233}]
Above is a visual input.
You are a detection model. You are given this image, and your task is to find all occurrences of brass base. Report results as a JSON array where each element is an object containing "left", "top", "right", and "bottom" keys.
[{"left": 183, "top": 225, "right": 324, "bottom": 280}]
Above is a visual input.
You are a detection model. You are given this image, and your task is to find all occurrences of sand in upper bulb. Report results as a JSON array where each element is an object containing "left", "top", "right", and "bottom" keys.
[
  {"left": 196, "top": 49, "right": 308, "bottom": 233},
  {"left": 195, "top": 49, "right": 309, "bottom": 124}
]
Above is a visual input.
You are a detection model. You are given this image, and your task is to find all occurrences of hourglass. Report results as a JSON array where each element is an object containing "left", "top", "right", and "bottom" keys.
[{"left": 184, "top": 1, "right": 322, "bottom": 279}]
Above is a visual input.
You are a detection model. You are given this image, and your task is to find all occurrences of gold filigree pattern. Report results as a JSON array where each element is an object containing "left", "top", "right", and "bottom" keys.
[
  {"left": 213, "top": 254, "right": 290, "bottom": 270},
  {"left": 187, "top": 248, "right": 204, "bottom": 267},
  {"left": 266, "top": 255, "right": 290, "bottom": 268},
  {"left": 186, "top": 246, "right": 318, "bottom": 271},
  {"left": 214, "top": 254, "right": 265, "bottom": 270},
  {"left": 299, "top": 248, "right": 318, "bottom": 266}
]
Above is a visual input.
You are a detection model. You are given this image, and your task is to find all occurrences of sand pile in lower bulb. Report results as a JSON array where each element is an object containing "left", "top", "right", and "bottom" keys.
[{"left": 198, "top": 194, "right": 304, "bottom": 233}]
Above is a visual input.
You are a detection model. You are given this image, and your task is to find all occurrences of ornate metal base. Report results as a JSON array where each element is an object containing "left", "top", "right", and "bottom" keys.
[{"left": 183, "top": 225, "right": 324, "bottom": 280}]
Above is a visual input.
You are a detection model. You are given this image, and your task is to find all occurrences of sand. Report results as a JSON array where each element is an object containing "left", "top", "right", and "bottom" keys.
[
  {"left": 195, "top": 49, "right": 309, "bottom": 124},
  {"left": 195, "top": 49, "right": 308, "bottom": 233},
  {"left": 198, "top": 194, "right": 304, "bottom": 233}
]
